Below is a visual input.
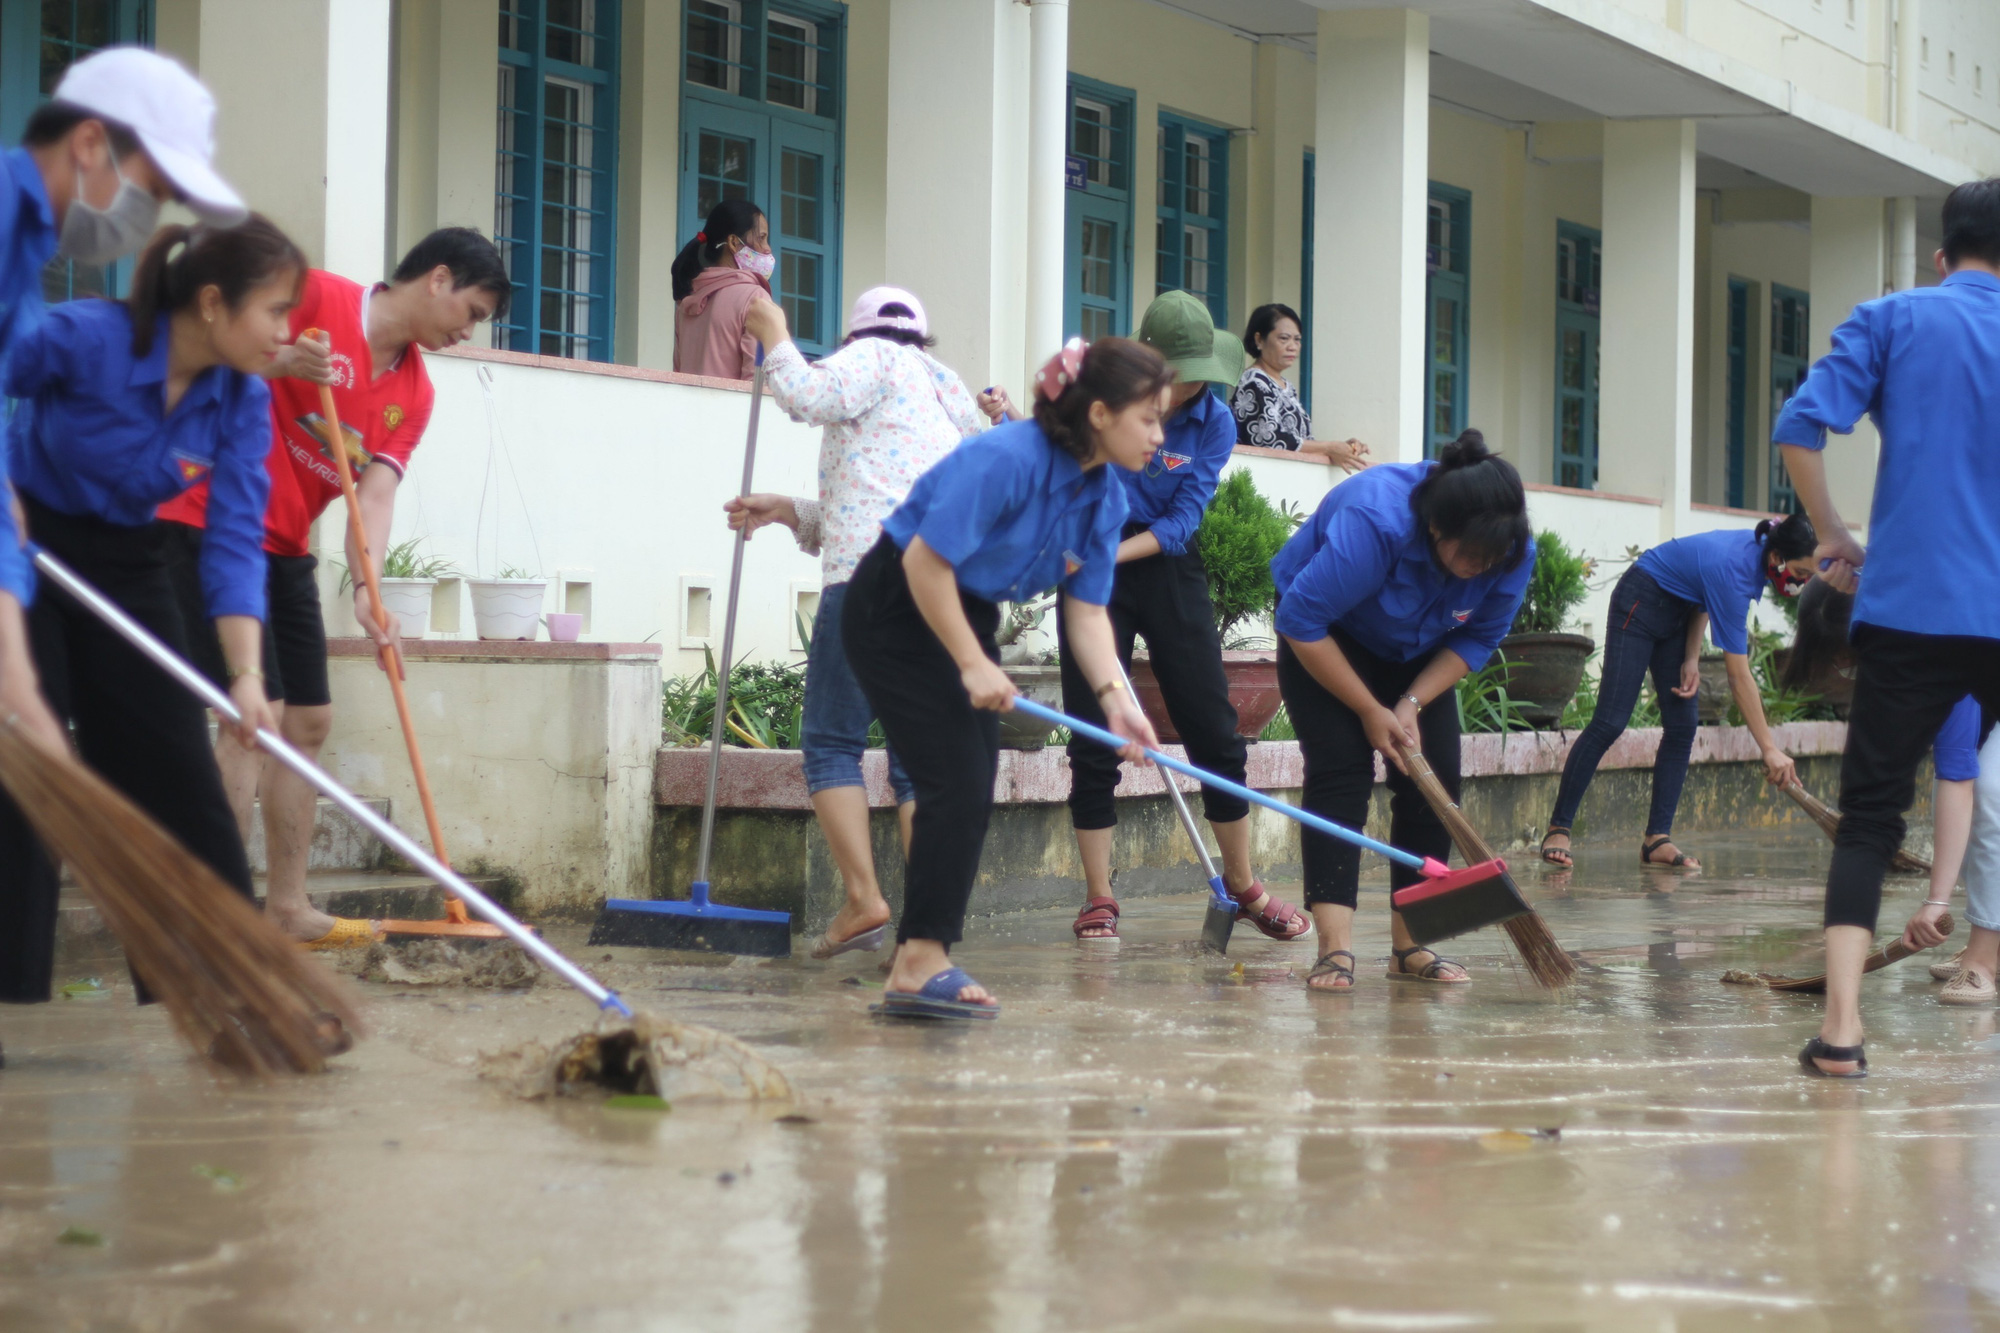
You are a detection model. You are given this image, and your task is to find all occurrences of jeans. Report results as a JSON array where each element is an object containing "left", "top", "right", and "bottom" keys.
[
  {"left": 1548, "top": 566, "right": 1702, "bottom": 839},
  {"left": 802, "top": 581, "right": 913, "bottom": 805},
  {"left": 1965, "top": 725, "right": 2000, "bottom": 933}
]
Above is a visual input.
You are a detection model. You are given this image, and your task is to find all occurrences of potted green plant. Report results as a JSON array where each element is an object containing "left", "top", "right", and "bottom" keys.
[
  {"left": 468, "top": 563, "right": 546, "bottom": 640},
  {"left": 1129, "top": 470, "right": 1293, "bottom": 741},
  {"left": 375, "top": 538, "right": 455, "bottom": 640},
  {"left": 1498, "top": 530, "right": 1596, "bottom": 727}
]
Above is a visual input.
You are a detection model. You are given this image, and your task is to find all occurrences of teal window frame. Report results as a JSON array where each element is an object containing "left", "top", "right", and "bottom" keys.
[
  {"left": 1553, "top": 220, "right": 1601, "bottom": 490},
  {"left": 1064, "top": 75, "right": 1133, "bottom": 343},
  {"left": 0, "top": 0, "right": 155, "bottom": 303},
  {"left": 680, "top": 0, "right": 845, "bottom": 357},
  {"left": 1155, "top": 110, "right": 1227, "bottom": 325},
  {"left": 1768, "top": 283, "right": 1810, "bottom": 514},
  {"left": 1299, "top": 149, "right": 1313, "bottom": 416},
  {"left": 1726, "top": 277, "right": 1751, "bottom": 509},
  {"left": 1424, "top": 183, "right": 1470, "bottom": 459},
  {"left": 495, "top": 0, "right": 621, "bottom": 362}
]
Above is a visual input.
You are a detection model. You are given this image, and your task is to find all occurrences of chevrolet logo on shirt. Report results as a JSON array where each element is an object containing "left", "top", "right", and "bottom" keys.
[{"left": 171, "top": 452, "right": 212, "bottom": 484}]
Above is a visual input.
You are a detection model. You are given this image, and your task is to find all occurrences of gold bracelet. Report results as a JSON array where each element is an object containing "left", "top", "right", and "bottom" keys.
[
  {"left": 1095, "top": 679, "right": 1127, "bottom": 701},
  {"left": 227, "top": 666, "right": 264, "bottom": 682}
]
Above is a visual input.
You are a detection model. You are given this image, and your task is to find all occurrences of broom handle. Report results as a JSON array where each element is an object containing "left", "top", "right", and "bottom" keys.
[
  {"left": 695, "top": 347, "right": 765, "bottom": 889},
  {"left": 29, "top": 549, "right": 632, "bottom": 1019},
  {"left": 1391, "top": 740, "right": 1495, "bottom": 862},
  {"left": 1114, "top": 662, "right": 1225, "bottom": 894},
  {"left": 1009, "top": 696, "right": 1438, "bottom": 873}
]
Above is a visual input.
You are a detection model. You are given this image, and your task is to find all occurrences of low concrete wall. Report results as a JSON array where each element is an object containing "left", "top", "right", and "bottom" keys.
[
  {"left": 653, "top": 722, "right": 1905, "bottom": 935},
  {"left": 319, "top": 639, "right": 662, "bottom": 915}
]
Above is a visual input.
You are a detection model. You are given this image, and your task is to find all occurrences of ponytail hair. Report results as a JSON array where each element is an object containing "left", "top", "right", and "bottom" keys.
[
  {"left": 1410, "top": 429, "right": 1531, "bottom": 573},
  {"left": 1031, "top": 337, "right": 1175, "bottom": 463},
  {"left": 671, "top": 198, "right": 766, "bottom": 302},
  {"left": 125, "top": 215, "right": 307, "bottom": 358},
  {"left": 1782, "top": 575, "right": 1853, "bottom": 692},
  {"left": 1754, "top": 510, "right": 1817, "bottom": 562}
]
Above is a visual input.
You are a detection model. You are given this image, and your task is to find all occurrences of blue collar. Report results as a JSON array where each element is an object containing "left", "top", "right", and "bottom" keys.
[
  {"left": 127, "top": 316, "right": 224, "bottom": 410},
  {"left": 4, "top": 148, "right": 53, "bottom": 236},
  {"left": 1044, "top": 442, "right": 1092, "bottom": 496},
  {"left": 1941, "top": 270, "right": 2000, "bottom": 293}
]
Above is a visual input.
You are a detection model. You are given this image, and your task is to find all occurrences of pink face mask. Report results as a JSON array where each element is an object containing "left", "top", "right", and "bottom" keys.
[{"left": 734, "top": 245, "right": 776, "bottom": 280}]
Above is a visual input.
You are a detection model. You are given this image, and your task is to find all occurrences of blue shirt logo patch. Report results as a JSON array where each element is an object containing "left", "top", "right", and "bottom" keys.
[{"left": 1063, "top": 550, "right": 1083, "bottom": 577}]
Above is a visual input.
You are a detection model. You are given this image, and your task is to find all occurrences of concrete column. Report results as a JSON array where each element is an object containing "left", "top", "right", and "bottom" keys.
[
  {"left": 1598, "top": 119, "right": 1695, "bottom": 537},
  {"left": 1810, "top": 197, "right": 1887, "bottom": 522},
  {"left": 1892, "top": 196, "right": 1919, "bottom": 289},
  {"left": 1025, "top": 0, "right": 1068, "bottom": 366},
  {"left": 886, "top": 0, "right": 1030, "bottom": 396},
  {"left": 392, "top": 1, "right": 500, "bottom": 339},
  {"left": 324, "top": 0, "right": 394, "bottom": 278},
  {"left": 1896, "top": 0, "right": 1922, "bottom": 136},
  {"left": 615, "top": 0, "right": 681, "bottom": 368},
  {"left": 1312, "top": 7, "right": 1428, "bottom": 462}
]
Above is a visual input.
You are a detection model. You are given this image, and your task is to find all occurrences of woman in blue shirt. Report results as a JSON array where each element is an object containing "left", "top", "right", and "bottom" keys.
[
  {"left": 1541, "top": 515, "right": 1816, "bottom": 872},
  {"left": 0, "top": 216, "right": 302, "bottom": 1008},
  {"left": 1273, "top": 430, "right": 1532, "bottom": 992},
  {"left": 844, "top": 337, "right": 1167, "bottom": 1019}
]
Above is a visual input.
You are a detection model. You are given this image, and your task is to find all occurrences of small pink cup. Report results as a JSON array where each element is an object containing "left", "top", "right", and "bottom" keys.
[{"left": 546, "top": 613, "right": 583, "bottom": 642}]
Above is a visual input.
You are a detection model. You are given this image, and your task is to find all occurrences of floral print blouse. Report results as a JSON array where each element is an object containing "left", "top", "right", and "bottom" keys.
[
  {"left": 1231, "top": 366, "right": 1311, "bottom": 451},
  {"left": 765, "top": 337, "right": 986, "bottom": 584}
]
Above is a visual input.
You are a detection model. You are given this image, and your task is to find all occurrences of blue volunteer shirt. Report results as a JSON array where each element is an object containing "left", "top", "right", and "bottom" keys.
[
  {"left": 1119, "top": 386, "right": 1232, "bottom": 556},
  {"left": 1271, "top": 462, "right": 1533, "bottom": 669},
  {"left": 1633, "top": 528, "right": 1768, "bottom": 656},
  {"left": 0, "top": 148, "right": 60, "bottom": 603},
  {"left": 1934, "top": 695, "right": 1983, "bottom": 782},
  {"left": 1772, "top": 270, "right": 2000, "bottom": 640},
  {"left": 6, "top": 300, "right": 272, "bottom": 620},
  {"left": 880, "top": 416, "right": 1128, "bottom": 605}
]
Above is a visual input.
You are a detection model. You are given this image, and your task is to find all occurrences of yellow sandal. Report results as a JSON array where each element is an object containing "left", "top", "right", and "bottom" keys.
[{"left": 300, "top": 917, "right": 384, "bottom": 951}]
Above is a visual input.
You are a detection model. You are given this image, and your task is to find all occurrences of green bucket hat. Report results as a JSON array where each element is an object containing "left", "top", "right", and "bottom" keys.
[{"left": 1137, "top": 290, "right": 1237, "bottom": 386}]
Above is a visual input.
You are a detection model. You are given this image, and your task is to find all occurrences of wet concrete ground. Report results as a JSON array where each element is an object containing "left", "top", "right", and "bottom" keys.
[{"left": 5, "top": 824, "right": 1998, "bottom": 1331}]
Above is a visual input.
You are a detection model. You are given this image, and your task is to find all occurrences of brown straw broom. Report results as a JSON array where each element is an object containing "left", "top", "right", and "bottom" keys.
[
  {"left": 1392, "top": 740, "right": 1578, "bottom": 988},
  {"left": 1781, "top": 779, "right": 1932, "bottom": 875},
  {"left": 0, "top": 717, "right": 362, "bottom": 1074}
]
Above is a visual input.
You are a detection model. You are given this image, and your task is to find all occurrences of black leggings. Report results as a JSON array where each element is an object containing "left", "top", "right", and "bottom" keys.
[
  {"left": 1057, "top": 538, "right": 1248, "bottom": 829},
  {"left": 0, "top": 502, "right": 255, "bottom": 1004},
  {"left": 1277, "top": 630, "right": 1462, "bottom": 910},
  {"left": 1826, "top": 625, "right": 2000, "bottom": 931},
  {"left": 843, "top": 536, "right": 1001, "bottom": 947}
]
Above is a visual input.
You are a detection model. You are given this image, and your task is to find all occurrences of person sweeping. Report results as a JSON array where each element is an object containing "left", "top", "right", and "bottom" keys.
[
  {"left": 722, "top": 286, "right": 986, "bottom": 960},
  {"left": 0, "top": 215, "right": 306, "bottom": 1018},
  {"left": 1271, "top": 429, "right": 1533, "bottom": 993},
  {"left": 1539, "top": 516, "right": 1814, "bottom": 872},
  {"left": 155, "top": 227, "right": 509, "bottom": 948},
  {"left": 844, "top": 337, "right": 1167, "bottom": 1018}
]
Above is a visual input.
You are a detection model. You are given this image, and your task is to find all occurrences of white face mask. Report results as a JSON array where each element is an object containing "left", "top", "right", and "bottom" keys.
[
  {"left": 59, "top": 145, "right": 161, "bottom": 264},
  {"left": 733, "top": 244, "right": 776, "bottom": 280}
]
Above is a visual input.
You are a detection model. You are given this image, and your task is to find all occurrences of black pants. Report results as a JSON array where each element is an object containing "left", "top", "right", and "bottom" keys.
[
  {"left": 1277, "top": 629, "right": 1462, "bottom": 909},
  {"left": 843, "top": 536, "right": 1001, "bottom": 947},
  {"left": 1826, "top": 625, "right": 2000, "bottom": 931},
  {"left": 0, "top": 501, "right": 255, "bottom": 1004},
  {"left": 1058, "top": 536, "right": 1249, "bottom": 829}
]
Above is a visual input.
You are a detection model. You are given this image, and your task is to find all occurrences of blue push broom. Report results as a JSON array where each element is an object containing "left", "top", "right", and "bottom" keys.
[{"left": 589, "top": 349, "right": 792, "bottom": 957}]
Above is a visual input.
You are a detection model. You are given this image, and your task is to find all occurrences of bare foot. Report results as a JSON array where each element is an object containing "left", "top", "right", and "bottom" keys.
[
  {"left": 267, "top": 902, "right": 338, "bottom": 942},
  {"left": 1641, "top": 837, "right": 1701, "bottom": 871},
  {"left": 1540, "top": 829, "right": 1573, "bottom": 868},
  {"left": 825, "top": 897, "right": 891, "bottom": 947}
]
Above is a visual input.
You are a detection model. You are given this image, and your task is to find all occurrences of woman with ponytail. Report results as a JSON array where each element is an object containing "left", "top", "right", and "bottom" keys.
[
  {"left": 1272, "top": 429, "right": 1534, "bottom": 993},
  {"left": 672, "top": 198, "right": 773, "bottom": 380},
  {"left": 0, "top": 215, "right": 303, "bottom": 1008},
  {"left": 1541, "top": 511, "right": 1816, "bottom": 872}
]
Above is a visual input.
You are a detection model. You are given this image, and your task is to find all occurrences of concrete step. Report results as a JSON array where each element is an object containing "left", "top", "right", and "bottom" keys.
[
  {"left": 245, "top": 797, "right": 392, "bottom": 875},
  {"left": 56, "top": 869, "right": 504, "bottom": 963}
]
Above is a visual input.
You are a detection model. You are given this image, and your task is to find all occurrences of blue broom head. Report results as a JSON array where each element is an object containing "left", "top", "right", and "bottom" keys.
[
  {"left": 587, "top": 884, "right": 793, "bottom": 956},
  {"left": 1389, "top": 857, "right": 1529, "bottom": 945}
]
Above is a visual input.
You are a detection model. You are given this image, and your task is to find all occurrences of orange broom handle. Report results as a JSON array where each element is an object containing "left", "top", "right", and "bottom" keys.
[{"left": 308, "top": 336, "right": 462, "bottom": 914}]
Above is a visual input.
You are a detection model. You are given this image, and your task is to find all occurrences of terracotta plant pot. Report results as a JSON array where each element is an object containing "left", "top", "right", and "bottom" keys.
[
  {"left": 997, "top": 664, "right": 1065, "bottom": 750},
  {"left": 1496, "top": 632, "right": 1595, "bottom": 728},
  {"left": 1130, "top": 650, "right": 1282, "bottom": 743}
]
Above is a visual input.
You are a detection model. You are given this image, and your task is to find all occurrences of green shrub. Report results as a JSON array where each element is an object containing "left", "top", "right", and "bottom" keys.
[
  {"left": 1196, "top": 471, "right": 1296, "bottom": 642},
  {"left": 1456, "top": 656, "right": 1529, "bottom": 734},
  {"left": 664, "top": 650, "right": 817, "bottom": 749},
  {"left": 1511, "top": 530, "right": 1592, "bottom": 635},
  {"left": 381, "top": 537, "right": 456, "bottom": 580}
]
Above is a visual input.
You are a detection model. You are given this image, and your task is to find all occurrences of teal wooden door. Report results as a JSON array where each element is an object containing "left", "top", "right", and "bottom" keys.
[
  {"left": 1064, "top": 77, "right": 1133, "bottom": 342},
  {"left": 1768, "top": 284, "right": 1810, "bottom": 513},
  {"left": 1553, "top": 222, "right": 1601, "bottom": 489}
]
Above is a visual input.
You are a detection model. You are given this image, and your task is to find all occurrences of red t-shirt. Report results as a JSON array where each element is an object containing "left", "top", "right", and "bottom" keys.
[{"left": 158, "top": 269, "right": 435, "bottom": 557}]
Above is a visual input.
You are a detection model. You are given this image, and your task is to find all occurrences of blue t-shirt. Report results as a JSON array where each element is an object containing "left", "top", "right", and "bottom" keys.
[
  {"left": 1633, "top": 528, "right": 1768, "bottom": 656},
  {"left": 0, "top": 148, "right": 59, "bottom": 603},
  {"left": 1271, "top": 461, "right": 1534, "bottom": 670},
  {"left": 1773, "top": 270, "right": 2000, "bottom": 641},
  {"left": 7, "top": 301, "right": 272, "bottom": 620},
  {"left": 879, "top": 416, "right": 1128, "bottom": 606},
  {"left": 1934, "top": 695, "right": 1983, "bottom": 782},
  {"left": 1118, "top": 386, "right": 1232, "bottom": 556}
]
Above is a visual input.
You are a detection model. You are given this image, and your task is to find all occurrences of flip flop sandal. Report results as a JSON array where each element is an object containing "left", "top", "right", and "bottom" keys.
[
  {"left": 1072, "top": 897, "right": 1120, "bottom": 941},
  {"left": 1798, "top": 1036, "right": 1866, "bottom": 1078},
  {"left": 300, "top": 917, "right": 384, "bottom": 951},
  {"left": 1931, "top": 947, "right": 1968, "bottom": 982},
  {"left": 1388, "top": 945, "right": 1471, "bottom": 983},
  {"left": 1306, "top": 949, "right": 1356, "bottom": 992},
  {"left": 811, "top": 922, "right": 888, "bottom": 960},
  {"left": 1232, "top": 881, "right": 1311, "bottom": 941},
  {"left": 1540, "top": 826, "right": 1574, "bottom": 868},
  {"left": 873, "top": 966, "right": 1000, "bottom": 1021},
  {"left": 1940, "top": 968, "right": 1998, "bottom": 1006},
  {"left": 1640, "top": 836, "right": 1696, "bottom": 869}
]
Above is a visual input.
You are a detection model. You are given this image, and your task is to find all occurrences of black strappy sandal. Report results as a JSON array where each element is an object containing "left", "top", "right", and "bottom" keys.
[
  {"left": 1641, "top": 836, "right": 1695, "bottom": 869},
  {"left": 1306, "top": 949, "right": 1356, "bottom": 992},
  {"left": 1540, "top": 826, "right": 1574, "bottom": 868},
  {"left": 1389, "top": 945, "right": 1471, "bottom": 983},
  {"left": 1798, "top": 1036, "right": 1867, "bottom": 1079}
]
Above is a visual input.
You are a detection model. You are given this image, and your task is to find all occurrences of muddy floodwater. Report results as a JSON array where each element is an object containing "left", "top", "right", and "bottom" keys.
[{"left": 5, "top": 826, "right": 1999, "bottom": 1330}]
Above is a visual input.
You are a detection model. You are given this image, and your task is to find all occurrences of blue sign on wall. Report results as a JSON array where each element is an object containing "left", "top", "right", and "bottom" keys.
[{"left": 1065, "top": 154, "right": 1088, "bottom": 190}]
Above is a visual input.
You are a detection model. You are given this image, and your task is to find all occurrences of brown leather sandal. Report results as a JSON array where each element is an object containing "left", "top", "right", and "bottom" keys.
[
  {"left": 1072, "top": 897, "right": 1120, "bottom": 940},
  {"left": 1231, "top": 880, "right": 1311, "bottom": 941}
]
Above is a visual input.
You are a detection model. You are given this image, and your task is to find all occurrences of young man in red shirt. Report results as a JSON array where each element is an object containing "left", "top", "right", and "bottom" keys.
[{"left": 160, "top": 227, "right": 508, "bottom": 946}]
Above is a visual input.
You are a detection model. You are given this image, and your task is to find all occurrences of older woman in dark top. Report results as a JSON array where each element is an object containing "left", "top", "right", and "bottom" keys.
[{"left": 1231, "top": 303, "right": 1370, "bottom": 472}]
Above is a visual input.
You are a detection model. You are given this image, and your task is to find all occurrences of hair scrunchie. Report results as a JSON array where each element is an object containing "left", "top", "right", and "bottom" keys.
[
  {"left": 695, "top": 231, "right": 708, "bottom": 243},
  {"left": 1034, "top": 337, "right": 1088, "bottom": 402}
]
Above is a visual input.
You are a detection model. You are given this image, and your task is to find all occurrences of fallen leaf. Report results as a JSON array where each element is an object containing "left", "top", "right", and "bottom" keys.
[
  {"left": 56, "top": 1226, "right": 102, "bottom": 1246},
  {"left": 604, "top": 1094, "right": 671, "bottom": 1112},
  {"left": 60, "top": 979, "right": 106, "bottom": 999}
]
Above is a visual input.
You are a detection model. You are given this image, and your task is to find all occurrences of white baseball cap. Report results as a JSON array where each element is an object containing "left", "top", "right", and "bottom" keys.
[
  {"left": 52, "top": 47, "right": 246, "bottom": 225},
  {"left": 849, "top": 286, "right": 929, "bottom": 338}
]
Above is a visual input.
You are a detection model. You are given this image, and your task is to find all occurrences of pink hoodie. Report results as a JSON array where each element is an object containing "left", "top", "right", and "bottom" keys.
[{"left": 674, "top": 266, "right": 769, "bottom": 380}]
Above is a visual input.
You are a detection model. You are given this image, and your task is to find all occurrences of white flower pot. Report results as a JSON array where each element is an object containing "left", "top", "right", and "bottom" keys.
[
  {"left": 467, "top": 578, "right": 546, "bottom": 640},
  {"left": 375, "top": 577, "right": 436, "bottom": 639}
]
